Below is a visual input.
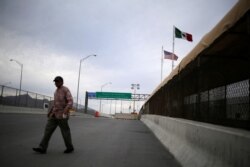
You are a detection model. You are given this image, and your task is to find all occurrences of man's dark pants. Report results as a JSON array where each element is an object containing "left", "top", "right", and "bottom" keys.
[{"left": 39, "top": 117, "right": 74, "bottom": 151}]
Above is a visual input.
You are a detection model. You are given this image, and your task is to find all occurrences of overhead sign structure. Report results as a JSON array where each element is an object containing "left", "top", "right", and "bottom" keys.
[
  {"left": 87, "top": 92, "right": 149, "bottom": 100},
  {"left": 87, "top": 92, "right": 96, "bottom": 98},
  {"left": 96, "top": 92, "right": 131, "bottom": 99},
  {"left": 85, "top": 91, "right": 150, "bottom": 113}
]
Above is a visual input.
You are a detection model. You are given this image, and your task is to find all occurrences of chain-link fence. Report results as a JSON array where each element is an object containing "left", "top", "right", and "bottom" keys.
[
  {"left": 0, "top": 85, "right": 53, "bottom": 109},
  {"left": 141, "top": 76, "right": 249, "bottom": 130},
  {"left": 184, "top": 79, "right": 249, "bottom": 122}
]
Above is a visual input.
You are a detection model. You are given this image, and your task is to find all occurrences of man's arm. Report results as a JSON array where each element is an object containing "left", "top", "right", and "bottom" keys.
[
  {"left": 63, "top": 89, "right": 73, "bottom": 114},
  {"left": 47, "top": 100, "right": 54, "bottom": 117}
]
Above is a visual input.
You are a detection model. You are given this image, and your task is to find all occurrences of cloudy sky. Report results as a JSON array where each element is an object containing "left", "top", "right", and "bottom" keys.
[{"left": 0, "top": 0, "right": 238, "bottom": 113}]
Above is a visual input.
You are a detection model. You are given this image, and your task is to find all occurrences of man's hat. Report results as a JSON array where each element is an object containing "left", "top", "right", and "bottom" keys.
[{"left": 53, "top": 76, "right": 63, "bottom": 82}]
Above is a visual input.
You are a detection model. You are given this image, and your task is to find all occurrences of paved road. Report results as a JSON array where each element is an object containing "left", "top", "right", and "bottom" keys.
[{"left": 0, "top": 114, "right": 181, "bottom": 167}]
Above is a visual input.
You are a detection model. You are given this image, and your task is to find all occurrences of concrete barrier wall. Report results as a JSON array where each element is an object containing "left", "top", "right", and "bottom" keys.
[
  {"left": 98, "top": 112, "right": 112, "bottom": 118},
  {"left": 114, "top": 113, "right": 138, "bottom": 120},
  {"left": 0, "top": 105, "right": 95, "bottom": 118},
  {"left": 141, "top": 114, "right": 250, "bottom": 167},
  {"left": 0, "top": 105, "right": 47, "bottom": 114}
]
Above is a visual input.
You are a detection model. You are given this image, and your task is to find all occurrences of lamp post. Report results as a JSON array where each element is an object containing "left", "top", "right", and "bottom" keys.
[
  {"left": 76, "top": 54, "right": 96, "bottom": 111},
  {"left": 10, "top": 59, "right": 23, "bottom": 95},
  {"left": 131, "top": 83, "right": 140, "bottom": 113},
  {"left": 99, "top": 82, "right": 112, "bottom": 112}
]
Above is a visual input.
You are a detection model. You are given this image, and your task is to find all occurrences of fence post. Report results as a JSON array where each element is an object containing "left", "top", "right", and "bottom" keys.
[
  {"left": 208, "top": 88, "right": 210, "bottom": 122},
  {"left": 25, "top": 91, "right": 28, "bottom": 107},
  {"left": 84, "top": 91, "right": 88, "bottom": 113},
  {"left": 42, "top": 95, "right": 44, "bottom": 109},
  {"left": 196, "top": 57, "right": 201, "bottom": 121},
  {"left": 0, "top": 86, "right": 3, "bottom": 105},
  {"left": 15, "top": 89, "right": 18, "bottom": 106},
  {"left": 35, "top": 93, "right": 37, "bottom": 108},
  {"left": 224, "top": 85, "right": 227, "bottom": 123}
]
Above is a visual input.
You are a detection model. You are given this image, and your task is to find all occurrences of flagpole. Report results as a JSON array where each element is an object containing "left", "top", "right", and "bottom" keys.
[
  {"left": 161, "top": 46, "right": 163, "bottom": 82},
  {"left": 172, "top": 25, "right": 175, "bottom": 71}
]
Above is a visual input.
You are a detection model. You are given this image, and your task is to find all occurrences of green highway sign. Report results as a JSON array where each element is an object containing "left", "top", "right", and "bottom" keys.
[{"left": 96, "top": 92, "right": 131, "bottom": 99}]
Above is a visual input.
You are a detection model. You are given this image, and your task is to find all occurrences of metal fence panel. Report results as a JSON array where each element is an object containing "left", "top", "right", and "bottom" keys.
[
  {"left": 19, "top": 90, "right": 28, "bottom": 107},
  {"left": 141, "top": 78, "right": 250, "bottom": 130},
  {"left": 27, "top": 92, "right": 37, "bottom": 108},
  {"left": 226, "top": 80, "right": 249, "bottom": 120},
  {"left": 0, "top": 85, "right": 52, "bottom": 110},
  {"left": 36, "top": 94, "right": 45, "bottom": 109},
  {"left": 1, "top": 86, "right": 19, "bottom": 106}
]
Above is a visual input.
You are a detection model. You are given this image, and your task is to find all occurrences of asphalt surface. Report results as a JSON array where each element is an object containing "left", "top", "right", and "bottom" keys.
[{"left": 0, "top": 113, "right": 181, "bottom": 167}]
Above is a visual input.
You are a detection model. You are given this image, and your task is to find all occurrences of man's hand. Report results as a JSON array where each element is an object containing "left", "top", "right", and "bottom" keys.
[
  {"left": 63, "top": 110, "right": 69, "bottom": 115},
  {"left": 47, "top": 107, "right": 54, "bottom": 118},
  {"left": 63, "top": 108, "right": 70, "bottom": 119},
  {"left": 47, "top": 111, "right": 52, "bottom": 118}
]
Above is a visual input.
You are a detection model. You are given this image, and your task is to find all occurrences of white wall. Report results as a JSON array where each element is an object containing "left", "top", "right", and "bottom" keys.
[{"left": 141, "top": 114, "right": 250, "bottom": 167}]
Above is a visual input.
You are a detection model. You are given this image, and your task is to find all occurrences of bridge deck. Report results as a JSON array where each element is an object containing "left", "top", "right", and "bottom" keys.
[{"left": 0, "top": 113, "right": 181, "bottom": 167}]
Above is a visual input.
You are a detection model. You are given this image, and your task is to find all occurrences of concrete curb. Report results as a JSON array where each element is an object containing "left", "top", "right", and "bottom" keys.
[{"left": 141, "top": 114, "right": 250, "bottom": 167}]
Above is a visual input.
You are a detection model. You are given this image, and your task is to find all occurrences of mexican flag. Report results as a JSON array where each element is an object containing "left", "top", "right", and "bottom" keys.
[{"left": 175, "top": 27, "right": 193, "bottom": 42}]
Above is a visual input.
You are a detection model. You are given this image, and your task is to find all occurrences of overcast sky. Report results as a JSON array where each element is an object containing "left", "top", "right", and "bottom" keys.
[{"left": 0, "top": 0, "right": 238, "bottom": 113}]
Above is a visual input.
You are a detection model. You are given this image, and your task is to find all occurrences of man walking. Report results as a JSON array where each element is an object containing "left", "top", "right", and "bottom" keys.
[{"left": 33, "top": 76, "right": 74, "bottom": 154}]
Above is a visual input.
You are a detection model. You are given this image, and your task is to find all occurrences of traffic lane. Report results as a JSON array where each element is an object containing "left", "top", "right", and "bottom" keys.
[{"left": 0, "top": 114, "right": 181, "bottom": 167}]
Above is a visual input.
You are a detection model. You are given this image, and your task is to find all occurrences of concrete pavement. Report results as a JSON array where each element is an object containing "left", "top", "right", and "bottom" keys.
[{"left": 0, "top": 113, "right": 181, "bottom": 167}]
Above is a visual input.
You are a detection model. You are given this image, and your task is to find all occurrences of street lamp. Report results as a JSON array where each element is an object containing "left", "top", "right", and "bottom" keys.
[
  {"left": 99, "top": 82, "right": 112, "bottom": 112},
  {"left": 10, "top": 59, "right": 23, "bottom": 95},
  {"left": 131, "top": 83, "right": 140, "bottom": 113},
  {"left": 76, "top": 54, "right": 96, "bottom": 111}
]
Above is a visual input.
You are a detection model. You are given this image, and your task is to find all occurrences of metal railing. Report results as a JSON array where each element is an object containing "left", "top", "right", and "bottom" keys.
[{"left": 0, "top": 85, "right": 53, "bottom": 109}]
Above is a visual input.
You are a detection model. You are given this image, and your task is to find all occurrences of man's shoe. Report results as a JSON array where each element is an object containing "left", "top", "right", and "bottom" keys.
[
  {"left": 64, "top": 148, "right": 74, "bottom": 153},
  {"left": 33, "top": 147, "right": 46, "bottom": 154}
]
